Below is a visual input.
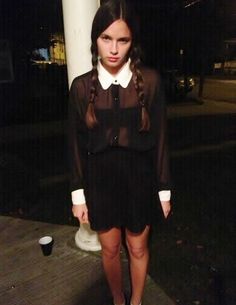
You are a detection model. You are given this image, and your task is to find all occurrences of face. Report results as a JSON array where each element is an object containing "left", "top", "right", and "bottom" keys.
[{"left": 97, "top": 19, "right": 132, "bottom": 75}]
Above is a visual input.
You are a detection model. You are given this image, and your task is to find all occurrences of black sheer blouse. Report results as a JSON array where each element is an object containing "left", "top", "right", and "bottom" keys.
[{"left": 68, "top": 66, "right": 170, "bottom": 194}]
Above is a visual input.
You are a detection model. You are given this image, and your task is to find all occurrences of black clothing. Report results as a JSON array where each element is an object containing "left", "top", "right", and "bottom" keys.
[
  {"left": 85, "top": 147, "right": 157, "bottom": 233},
  {"left": 68, "top": 66, "right": 170, "bottom": 232}
]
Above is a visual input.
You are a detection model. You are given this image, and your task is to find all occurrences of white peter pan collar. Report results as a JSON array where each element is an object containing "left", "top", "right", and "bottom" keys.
[{"left": 97, "top": 58, "right": 132, "bottom": 90}]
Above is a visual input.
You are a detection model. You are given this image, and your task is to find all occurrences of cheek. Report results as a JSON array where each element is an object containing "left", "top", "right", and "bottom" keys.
[
  {"left": 97, "top": 40, "right": 104, "bottom": 57},
  {"left": 98, "top": 44, "right": 108, "bottom": 58},
  {"left": 97, "top": 45, "right": 102, "bottom": 57},
  {"left": 97, "top": 47, "right": 102, "bottom": 57},
  {"left": 122, "top": 44, "right": 131, "bottom": 57}
]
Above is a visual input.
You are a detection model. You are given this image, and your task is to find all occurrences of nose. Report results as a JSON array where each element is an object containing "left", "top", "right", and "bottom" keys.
[{"left": 110, "top": 41, "right": 118, "bottom": 55}]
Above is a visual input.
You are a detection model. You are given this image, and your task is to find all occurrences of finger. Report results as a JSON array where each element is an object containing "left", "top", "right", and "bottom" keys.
[
  {"left": 72, "top": 208, "right": 79, "bottom": 218},
  {"left": 73, "top": 212, "right": 78, "bottom": 219},
  {"left": 76, "top": 211, "right": 84, "bottom": 221},
  {"left": 79, "top": 211, "right": 88, "bottom": 223},
  {"left": 164, "top": 212, "right": 169, "bottom": 218},
  {"left": 164, "top": 209, "right": 171, "bottom": 218},
  {"left": 82, "top": 211, "right": 89, "bottom": 223}
]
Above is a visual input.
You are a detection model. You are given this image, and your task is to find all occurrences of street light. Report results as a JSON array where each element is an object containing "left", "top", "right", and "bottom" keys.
[{"left": 184, "top": 0, "right": 202, "bottom": 9}]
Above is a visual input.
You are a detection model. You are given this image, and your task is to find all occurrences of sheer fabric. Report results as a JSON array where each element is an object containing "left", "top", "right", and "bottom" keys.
[{"left": 68, "top": 66, "right": 170, "bottom": 194}]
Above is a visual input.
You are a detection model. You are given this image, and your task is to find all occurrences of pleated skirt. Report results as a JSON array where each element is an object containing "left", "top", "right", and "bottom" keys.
[{"left": 84, "top": 147, "right": 158, "bottom": 233}]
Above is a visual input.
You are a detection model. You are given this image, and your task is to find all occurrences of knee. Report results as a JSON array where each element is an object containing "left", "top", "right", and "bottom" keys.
[
  {"left": 126, "top": 242, "right": 148, "bottom": 260},
  {"left": 101, "top": 243, "right": 121, "bottom": 260}
]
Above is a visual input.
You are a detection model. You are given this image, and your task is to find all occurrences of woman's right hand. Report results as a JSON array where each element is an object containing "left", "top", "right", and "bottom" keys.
[{"left": 72, "top": 204, "right": 89, "bottom": 224}]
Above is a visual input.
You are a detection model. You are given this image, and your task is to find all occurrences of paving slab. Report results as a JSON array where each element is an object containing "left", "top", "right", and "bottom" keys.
[{"left": 0, "top": 216, "right": 175, "bottom": 305}]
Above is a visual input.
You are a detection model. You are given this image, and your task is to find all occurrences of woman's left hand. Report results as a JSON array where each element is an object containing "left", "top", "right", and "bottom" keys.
[{"left": 160, "top": 200, "right": 171, "bottom": 219}]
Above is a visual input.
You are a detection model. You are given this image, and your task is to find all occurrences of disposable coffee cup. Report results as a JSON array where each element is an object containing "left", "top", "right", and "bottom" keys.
[{"left": 38, "top": 236, "right": 54, "bottom": 256}]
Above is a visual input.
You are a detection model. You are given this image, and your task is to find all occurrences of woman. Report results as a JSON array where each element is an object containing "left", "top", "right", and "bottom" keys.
[{"left": 69, "top": 1, "right": 171, "bottom": 305}]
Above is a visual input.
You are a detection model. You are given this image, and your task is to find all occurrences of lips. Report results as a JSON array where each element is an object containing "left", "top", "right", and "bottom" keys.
[{"left": 108, "top": 57, "right": 119, "bottom": 62}]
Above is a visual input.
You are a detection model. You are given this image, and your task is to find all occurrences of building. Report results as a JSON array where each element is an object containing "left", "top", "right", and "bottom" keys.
[{"left": 49, "top": 33, "right": 66, "bottom": 65}]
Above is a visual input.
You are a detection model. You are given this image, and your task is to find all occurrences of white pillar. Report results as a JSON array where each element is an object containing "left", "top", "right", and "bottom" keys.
[
  {"left": 62, "top": 0, "right": 101, "bottom": 251},
  {"left": 62, "top": 0, "right": 100, "bottom": 87}
]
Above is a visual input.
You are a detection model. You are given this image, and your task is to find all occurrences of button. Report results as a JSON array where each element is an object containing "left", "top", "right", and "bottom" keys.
[
  {"left": 114, "top": 80, "right": 118, "bottom": 83},
  {"left": 114, "top": 97, "right": 118, "bottom": 102},
  {"left": 114, "top": 135, "right": 118, "bottom": 140}
]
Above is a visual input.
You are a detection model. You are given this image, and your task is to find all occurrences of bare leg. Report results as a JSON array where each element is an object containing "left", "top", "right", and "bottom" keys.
[
  {"left": 126, "top": 226, "right": 150, "bottom": 305},
  {"left": 98, "top": 228, "right": 125, "bottom": 305}
]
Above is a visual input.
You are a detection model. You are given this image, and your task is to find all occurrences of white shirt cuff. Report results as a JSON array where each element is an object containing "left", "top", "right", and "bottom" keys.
[
  {"left": 71, "top": 189, "right": 86, "bottom": 205},
  {"left": 72, "top": 189, "right": 170, "bottom": 204},
  {"left": 158, "top": 190, "right": 171, "bottom": 202}
]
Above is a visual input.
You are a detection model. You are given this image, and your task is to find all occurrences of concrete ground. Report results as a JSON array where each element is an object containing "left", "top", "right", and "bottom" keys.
[
  {"left": 0, "top": 216, "right": 175, "bottom": 305},
  {"left": 1, "top": 97, "right": 235, "bottom": 143}
]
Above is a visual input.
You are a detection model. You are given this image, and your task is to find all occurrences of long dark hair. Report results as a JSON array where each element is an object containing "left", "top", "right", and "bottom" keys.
[{"left": 86, "top": 0, "right": 150, "bottom": 131}]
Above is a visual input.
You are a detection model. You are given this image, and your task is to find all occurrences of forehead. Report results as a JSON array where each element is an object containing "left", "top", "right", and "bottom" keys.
[{"left": 102, "top": 19, "right": 131, "bottom": 37}]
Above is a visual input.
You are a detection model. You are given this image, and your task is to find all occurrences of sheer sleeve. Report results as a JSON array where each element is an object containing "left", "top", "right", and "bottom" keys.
[
  {"left": 68, "top": 77, "right": 88, "bottom": 193},
  {"left": 152, "top": 74, "right": 171, "bottom": 192}
]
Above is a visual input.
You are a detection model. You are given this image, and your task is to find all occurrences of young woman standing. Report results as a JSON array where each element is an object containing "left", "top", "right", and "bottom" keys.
[{"left": 69, "top": 1, "right": 171, "bottom": 304}]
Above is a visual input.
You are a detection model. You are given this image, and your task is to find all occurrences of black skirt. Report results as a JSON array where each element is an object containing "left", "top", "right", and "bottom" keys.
[{"left": 84, "top": 147, "right": 158, "bottom": 233}]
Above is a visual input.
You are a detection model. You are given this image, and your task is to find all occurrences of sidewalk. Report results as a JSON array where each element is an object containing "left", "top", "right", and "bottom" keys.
[
  {"left": 1, "top": 99, "right": 236, "bottom": 143},
  {"left": 0, "top": 216, "right": 175, "bottom": 305},
  {"left": 190, "top": 76, "right": 236, "bottom": 104},
  {"left": 168, "top": 98, "right": 236, "bottom": 118},
  {"left": 1, "top": 98, "right": 235, "bottom": 188}
]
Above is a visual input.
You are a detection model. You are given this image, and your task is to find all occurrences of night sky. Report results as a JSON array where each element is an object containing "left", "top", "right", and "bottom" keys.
[
  {"left": 1, "top": 0, "right": 63, "bottom": 49},
  {"left": 0, "top": 0, "right": 236, "bottom": 72}
]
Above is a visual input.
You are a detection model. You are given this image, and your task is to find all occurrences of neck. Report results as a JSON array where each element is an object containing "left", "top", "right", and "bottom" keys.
[{"left": 100, "top": 60, "right": 128, "bottom": 76}]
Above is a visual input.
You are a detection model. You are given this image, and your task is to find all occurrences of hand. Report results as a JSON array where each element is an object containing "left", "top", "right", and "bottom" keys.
[
  {"left": 72, "top": 203, "right": 89, "bottom": 224},
  {"left": 160, "top": 200, "right": 171, "bottom": 219}
]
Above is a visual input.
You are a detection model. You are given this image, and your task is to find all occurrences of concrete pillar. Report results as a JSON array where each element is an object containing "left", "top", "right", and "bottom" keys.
[
  {"left": 62, "top": 0, "right": 101, "bottom": 251},
  {"left": 62, "top": 0, "right": 100, "bottom": 87}
]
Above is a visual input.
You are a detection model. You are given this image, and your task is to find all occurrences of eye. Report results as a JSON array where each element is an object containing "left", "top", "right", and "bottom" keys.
[
  {"left": 118, "top": 37, "right": 131, "bottom": 44},
  {"left": 100, "top": 35, "right": 110, "bottom": 41}
]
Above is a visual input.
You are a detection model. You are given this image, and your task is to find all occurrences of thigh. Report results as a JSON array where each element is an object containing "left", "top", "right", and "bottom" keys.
[
  {"left": 125, "top": 225, "right": 150, "bottom": 249},
  {"left": 98, "top": 227, "right": 122, "bottom": 250}
]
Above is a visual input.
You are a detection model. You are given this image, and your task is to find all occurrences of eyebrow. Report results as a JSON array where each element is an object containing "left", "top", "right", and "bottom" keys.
[{"left": 100, "top": 33, "right": 131, "bottom": 40}]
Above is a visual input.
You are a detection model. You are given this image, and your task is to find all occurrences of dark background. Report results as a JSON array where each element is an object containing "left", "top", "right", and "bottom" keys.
[
  {"left": 1, "top": 0, "right": 236, "bottom": 125},
  {"left": 0, "top": 1, "right": 236, "bottom": 305},
  {"left": 1, "top": 0, "right": 236, "bottom": 73}
]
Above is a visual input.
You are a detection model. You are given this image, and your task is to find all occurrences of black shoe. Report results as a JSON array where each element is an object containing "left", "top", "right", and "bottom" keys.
[{"left": 124, "top": 293, "right": 129, "bottom": 305}]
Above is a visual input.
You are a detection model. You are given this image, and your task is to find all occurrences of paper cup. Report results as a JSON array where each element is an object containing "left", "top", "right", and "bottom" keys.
[{"left": 38, "top": 236, "right": 54, "bottom": 256}]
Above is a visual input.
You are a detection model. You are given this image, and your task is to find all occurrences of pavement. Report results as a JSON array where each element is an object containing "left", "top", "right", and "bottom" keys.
[
  {"left": 1, "top": 92, "right": 235, "bottom": 214},
  {"left": 192, "top": 77, "right": 236, "bottom": 104},
  {"left": 168, "top": 98, "right": 236, "bottom": 118},
  {"left": 1, "top": 96, "right": 235, "bottom": 142},
  {"left": 0, "top": 216, "right": 175, "bottom": 305},
  {"left": 1, "top": 85, "right": 235, "bottom": 198},
  {"left": 1, "top": 75, "right": 236, "bottom": 142},
  {"left": 1, "top": 78, "right": 236, "bottom": 305}
]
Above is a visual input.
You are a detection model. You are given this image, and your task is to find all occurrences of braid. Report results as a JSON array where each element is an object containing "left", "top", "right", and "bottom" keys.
[
  {"left": 130, "top": 50, "right": 150, "bottom": 131},
  {"left": 85, "top": 51, "right": 99, "bottom": 129}
]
